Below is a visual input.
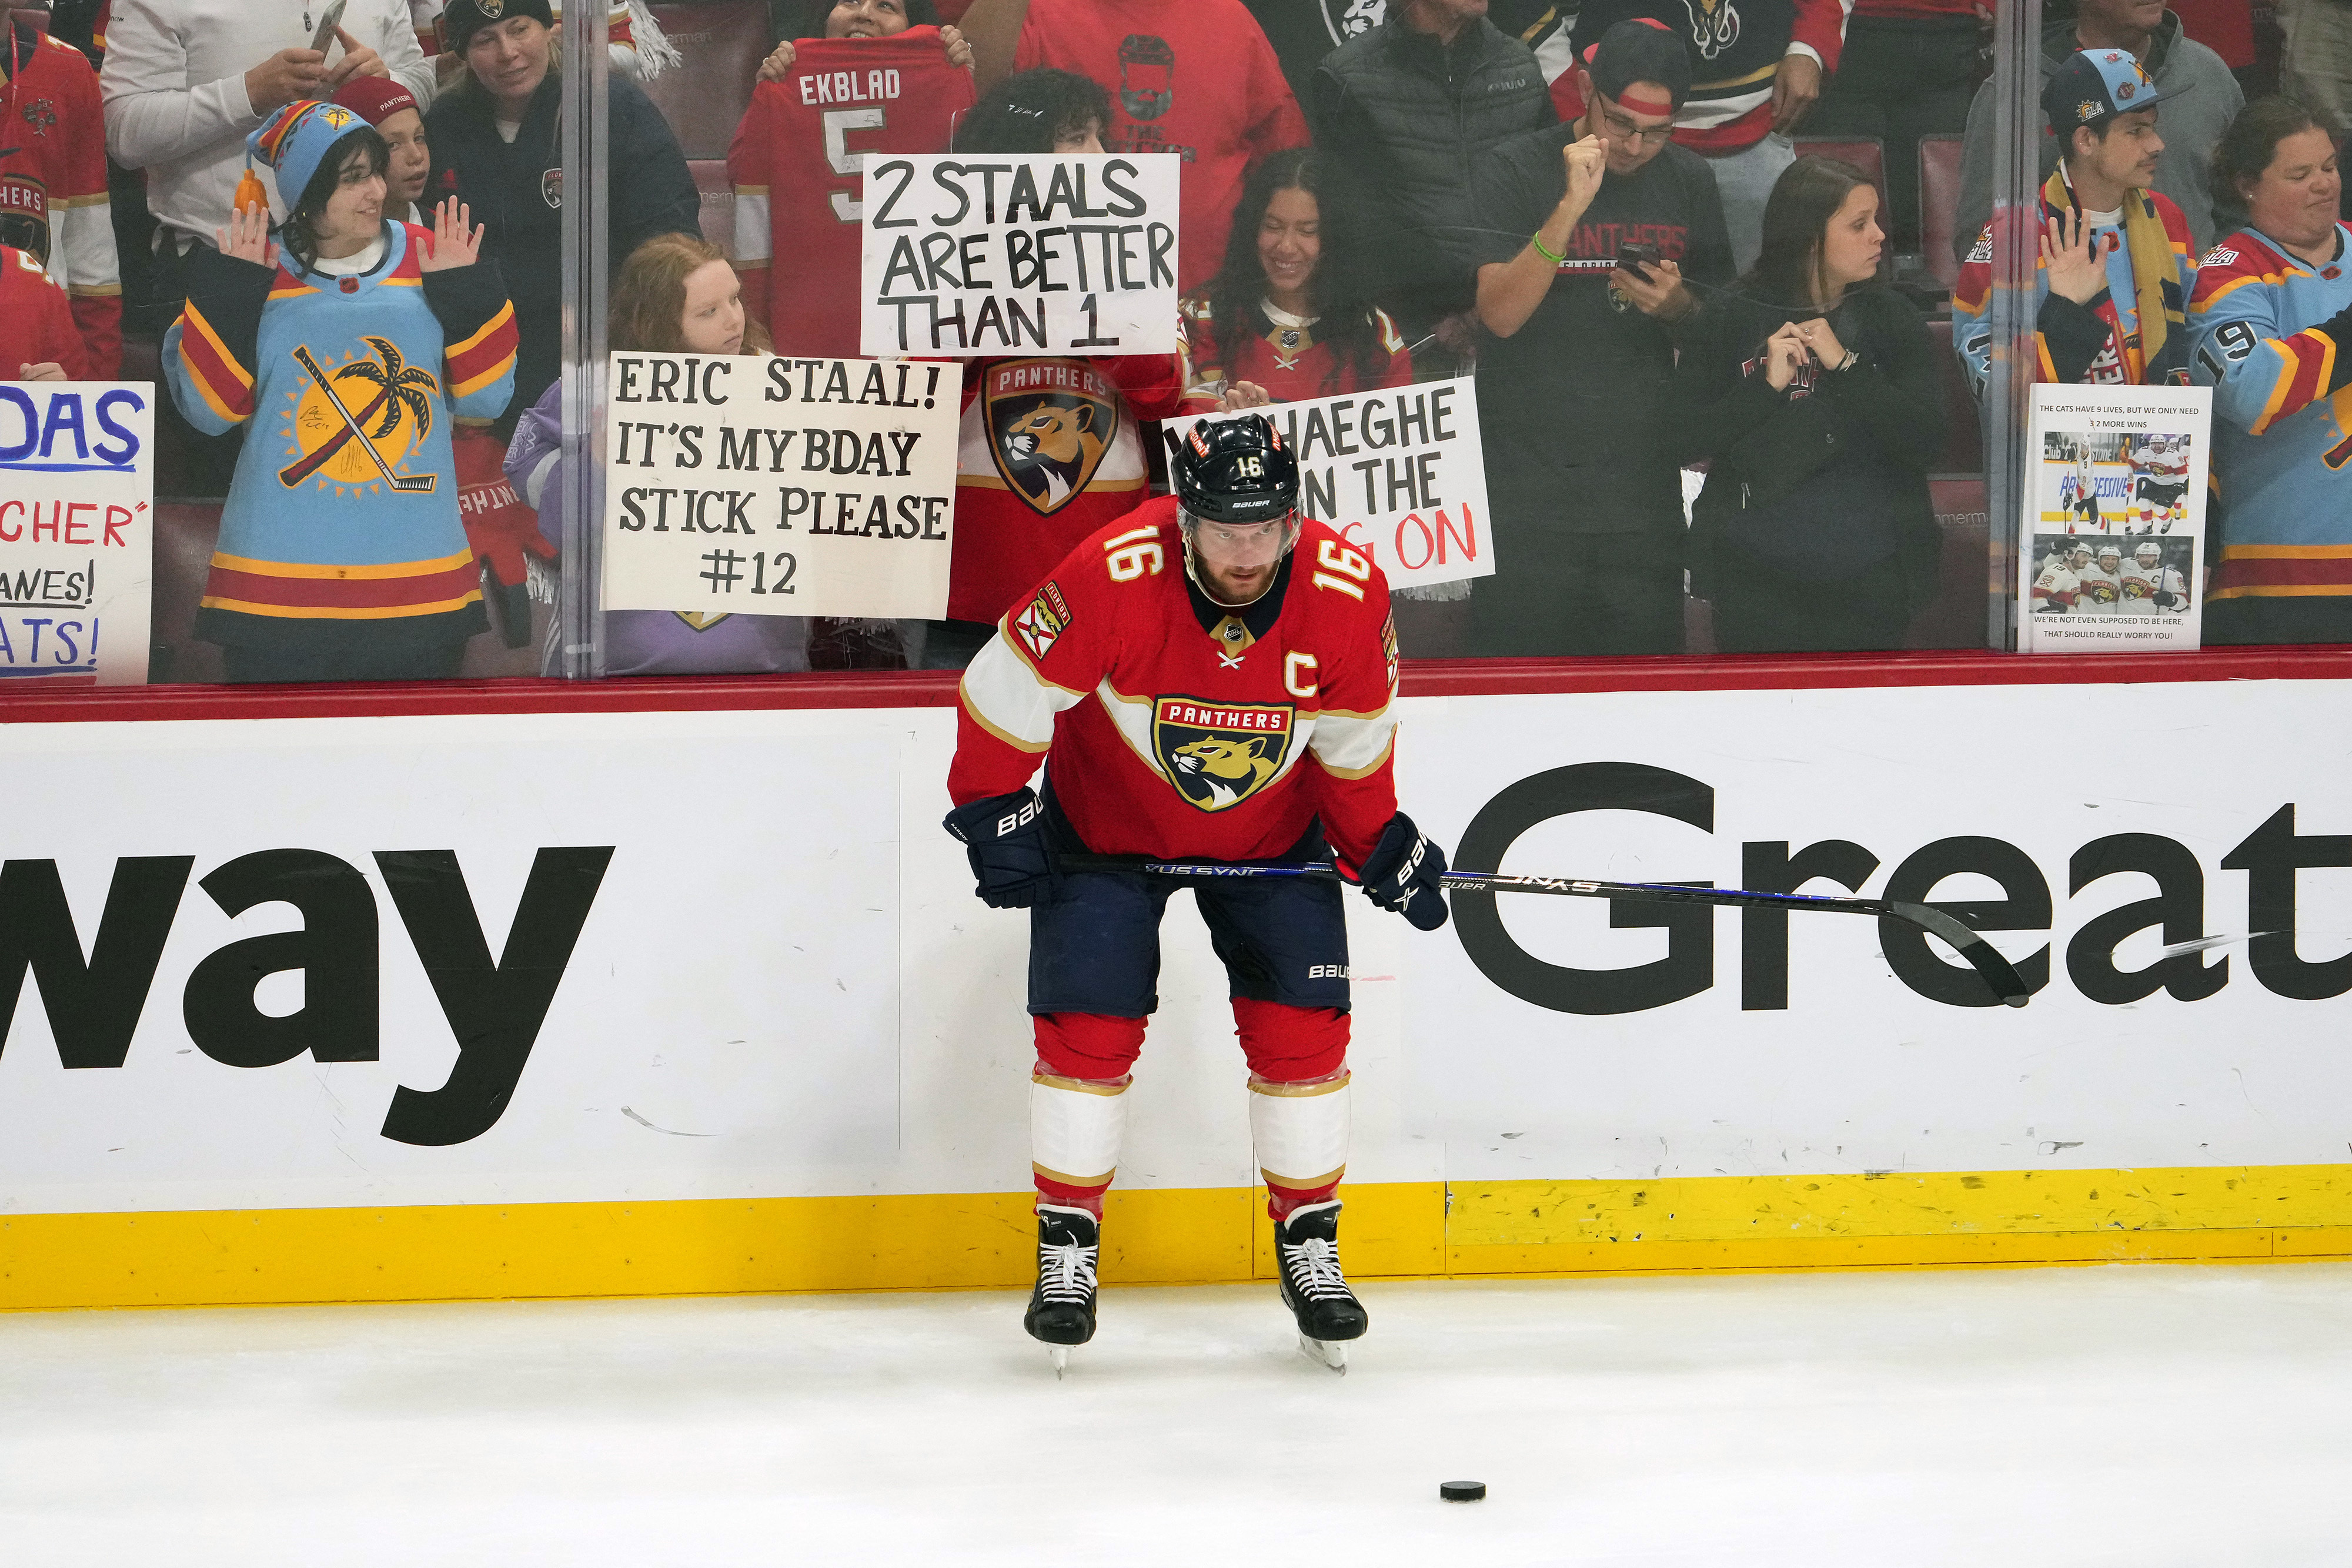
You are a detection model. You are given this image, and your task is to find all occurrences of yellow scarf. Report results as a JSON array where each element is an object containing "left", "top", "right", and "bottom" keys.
[{"left": 2042, "top": 166, "right": 2187, "bottom": 381}]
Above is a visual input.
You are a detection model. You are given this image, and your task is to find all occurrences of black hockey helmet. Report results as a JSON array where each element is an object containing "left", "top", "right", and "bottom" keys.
[{"left": 1172, "top": 414, "right": 1298, "bottom": 528}]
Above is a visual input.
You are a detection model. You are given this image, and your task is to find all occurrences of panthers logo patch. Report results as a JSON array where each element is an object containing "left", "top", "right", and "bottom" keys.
[
  {"left": 1151, "top": 697, "right": 1294, "bottom": 812},
  {"left": 985, "top": 359, "right": 1119, "bottom": 515}
]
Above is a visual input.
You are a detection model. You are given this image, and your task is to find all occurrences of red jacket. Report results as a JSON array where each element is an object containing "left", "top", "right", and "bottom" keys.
[{"left": 0, "top": 242, "right": 88, "bottom": 379}]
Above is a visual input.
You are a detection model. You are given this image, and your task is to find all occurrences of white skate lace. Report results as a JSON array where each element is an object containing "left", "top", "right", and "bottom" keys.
[
  {"left": 1281, "top": 1236, "right": 1352, "bottom": 1302},
  {"left": 1037, "top": 1240, "right": 1098, "bottom": 1305}
]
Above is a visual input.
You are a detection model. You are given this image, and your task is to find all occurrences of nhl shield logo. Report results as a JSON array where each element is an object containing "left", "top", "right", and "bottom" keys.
[
  {"left": 1151, "top": 697, "right": 1295, "bottom": 813},
  {"left": 986, "top": 359, "right": 1119, "bottom": 516}
]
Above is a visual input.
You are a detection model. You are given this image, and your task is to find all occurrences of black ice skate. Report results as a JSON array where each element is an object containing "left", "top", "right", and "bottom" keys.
[
  {"left": 1275, "top": 1199, "right": 1367, "bottom": 1373},
  {"left": 1024, "top": 1204, "right": 1100, "bottom": 1376}
]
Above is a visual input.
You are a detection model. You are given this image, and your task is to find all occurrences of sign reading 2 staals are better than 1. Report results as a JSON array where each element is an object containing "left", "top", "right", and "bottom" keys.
[
  {"left": 860, "top": 153, "right": 1181, "bottom": 357},
  {"left": 0, "top": 382, "right": 153, "bottom": 684},
  {"left": 600, "top": 352, "right": 963, "bottom": 621}
]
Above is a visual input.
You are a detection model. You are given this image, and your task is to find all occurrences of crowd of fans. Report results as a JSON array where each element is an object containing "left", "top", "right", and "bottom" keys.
[{"left": 0, "top": 0, "right": 2342, "bottom": 681}]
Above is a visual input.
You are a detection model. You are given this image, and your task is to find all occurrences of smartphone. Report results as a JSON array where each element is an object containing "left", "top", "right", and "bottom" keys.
[
  {"left": 1615, "top": 240, "right": 1662, "bottom": 283},
  {"left": 311, "top": 0, "right": 348, "bottom": 55}
]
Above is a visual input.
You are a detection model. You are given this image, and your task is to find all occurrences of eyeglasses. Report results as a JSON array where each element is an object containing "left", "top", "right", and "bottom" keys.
[{"left": 1598, "top": 101, "right": 1677, "bottom": 148}]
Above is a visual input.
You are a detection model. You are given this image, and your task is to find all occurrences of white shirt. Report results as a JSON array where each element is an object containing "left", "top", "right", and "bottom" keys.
[{"left": 101, "top": 0, "right": 437, "bottom": 246}]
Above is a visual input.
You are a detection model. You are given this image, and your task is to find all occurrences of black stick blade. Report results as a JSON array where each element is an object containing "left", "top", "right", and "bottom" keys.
[{"left": 1884, "top": 900, "right": 2033, "bottom": 1008}]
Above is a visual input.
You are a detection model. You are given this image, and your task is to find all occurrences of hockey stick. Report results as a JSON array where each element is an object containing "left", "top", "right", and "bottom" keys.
[
  {"left": 287, "top": 346, "right": 437, "bottom": 493},
  {"left": 1057, "top": 854, "right": 2034, "bottom": 1008}
]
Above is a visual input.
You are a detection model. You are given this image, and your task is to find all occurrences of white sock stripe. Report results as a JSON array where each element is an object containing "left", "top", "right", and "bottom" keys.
[
  {"left": 1250, "top": 1079, "right": 1350, "bottom": 1190},
  {"left": 1031, "top": 1077, "right": 1129, "bottom": 1187}
]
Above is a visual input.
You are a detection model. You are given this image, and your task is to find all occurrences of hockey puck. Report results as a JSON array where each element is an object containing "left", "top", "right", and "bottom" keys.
[{"left": 1439, "top": 1480, "right": 1487, "bottom": 1503}]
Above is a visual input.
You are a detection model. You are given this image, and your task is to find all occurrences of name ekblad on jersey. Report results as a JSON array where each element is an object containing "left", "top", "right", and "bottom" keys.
[
  {"left": 1014, "top": 579, "right": 1074, "bottom": 660},
  {"left": 1151, "top": 696, "right": 1295, "bottom": 813},
  {"left": 797, "top": 67, "right": 904, "bottom": 106}
]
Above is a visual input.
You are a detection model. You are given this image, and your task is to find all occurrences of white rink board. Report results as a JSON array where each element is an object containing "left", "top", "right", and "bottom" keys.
[{"left": 2, "top": 678, "right": 2349, "bottom": 1217}]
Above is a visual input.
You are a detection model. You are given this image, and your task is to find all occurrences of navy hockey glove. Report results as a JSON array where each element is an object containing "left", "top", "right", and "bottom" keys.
[
  {"left": 1359, "top": 813, "right": 1450, "bottom": 931},
  {"left": 943, "top": 788, "right": 1058, "bottom": 909}
]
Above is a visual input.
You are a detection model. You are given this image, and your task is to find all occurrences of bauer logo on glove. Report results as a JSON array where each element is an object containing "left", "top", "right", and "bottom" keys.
[{"left": 1359, "top": 812, "right": 1451, "bottom": 932}]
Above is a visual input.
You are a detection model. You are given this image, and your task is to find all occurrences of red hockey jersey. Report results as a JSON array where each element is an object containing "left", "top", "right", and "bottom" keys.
[
  {"left": 0, "top": 242, "right": 85, "bottom": 377},
  {"left": 1011, "top": 0, "right": 1307, "bottom": 293},
  {"left": 1175, "top": 295, "right": 1412, "bottom": 415},
  {"left": 949, "top": 499, "right": 1401, "bottom": 872},
  {"left": 948, "top": 349, "right": 1183, "bottom": 623},
  {"left": 729, "top": 29, "right": 975, "bottom": 358},
  {"left": 0, "top": 26, "right": 119, "bottom": 376}
]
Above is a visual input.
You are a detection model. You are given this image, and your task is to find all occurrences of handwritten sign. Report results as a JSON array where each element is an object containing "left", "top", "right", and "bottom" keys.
[
  {"left": 0, "top": 383, "right": 153, "bottom": 684},
  {"left": 1171, "top": 379, "right": 1493, "bottom": 592},
  {"left": 600, "top": 353, "right": 963, "bottom": 620},
  {"left": 860, "top": 153, "right": 1181, "bottom": 356}
]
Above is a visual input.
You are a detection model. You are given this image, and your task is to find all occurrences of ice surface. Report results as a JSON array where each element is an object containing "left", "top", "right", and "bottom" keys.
[{"left": 5, "top": 1263, "right": 2351, "bottom": 1566}]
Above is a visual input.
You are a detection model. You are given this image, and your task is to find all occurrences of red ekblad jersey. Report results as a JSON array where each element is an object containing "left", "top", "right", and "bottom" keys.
[
  {"left": 0, "top": 242, "right": 85, "bottom": 377},
  {"left": 729, "top": 30, "right": 974, "bottom": 359},
  {"left": 950, "top": 499, "right": 1401, "bottom": 871},
  {"left": 949, "top": 350, "right": 1182, "bottom": 624},
  {"left": 1174, "top": 295, "right": 1412, "bottom": 415},
  {"left": 0, "top": 27, "right": 119, "bottom": 376}
]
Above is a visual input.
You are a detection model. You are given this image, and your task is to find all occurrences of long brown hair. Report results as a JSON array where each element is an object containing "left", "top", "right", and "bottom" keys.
[{"left": 610, "top": 233, "right": 773, "bottom": 355}]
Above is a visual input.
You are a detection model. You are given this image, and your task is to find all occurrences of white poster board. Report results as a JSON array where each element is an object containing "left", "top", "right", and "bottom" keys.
[
  {"left": 2022, "top": 383, "right": 2209, "bottom": 651},
  {"left": 859, "top": 153, "right": 1181, "bottom": 356},
  {"left": 600, "top": 352, "right": 963, "bottom": 620},
  {"left": 1176, "top": 379, "right": 1494, "bottom": 592},
  {"left": 0, "top": 382, "right": 153, "bottom": 684}
]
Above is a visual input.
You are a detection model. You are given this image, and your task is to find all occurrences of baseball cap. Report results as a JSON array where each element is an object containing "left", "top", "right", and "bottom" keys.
[
  {"left": 1585, "top": 19, "right": 1692, "bottom": 117},
  {"left": 2043, "top": 48, "right": 2188, "bottom": 134}
]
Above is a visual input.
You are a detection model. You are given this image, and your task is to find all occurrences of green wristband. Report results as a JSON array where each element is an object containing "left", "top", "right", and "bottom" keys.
[{"left": 1529, "top": 229, "right": 1566, "bottom": 266}]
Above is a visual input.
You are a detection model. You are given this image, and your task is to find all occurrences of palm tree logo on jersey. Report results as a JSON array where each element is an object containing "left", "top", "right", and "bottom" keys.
[
  {"left": 1151, "top": 697, "right": 1296, "bottom": 812},
  {"left": 279, "top": 336, "right": 440, "bottom": 494}
]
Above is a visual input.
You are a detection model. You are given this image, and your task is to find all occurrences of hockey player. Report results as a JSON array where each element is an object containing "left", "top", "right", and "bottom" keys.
[
  {"left": 2081, "top": 543, "right": 2126, "bottom": 611},
  {"left": 1954, "top": 49, "right": 2196, "bottom": 401},
  {"left": 2119, "top": 540, "right": 2190, "bottom": 612},
  {"left": 2033, "top": 539, "right": 2089, "bottom": 613},
  {"left": 2073, "top": 444, "right": 2103, "bottom": 530},
  {"left": 2130, "top": 434, "right": 2190, "bottom": 532},
  {"left": 943, "top": 414, "right": 1451, "bottom": 1371}
]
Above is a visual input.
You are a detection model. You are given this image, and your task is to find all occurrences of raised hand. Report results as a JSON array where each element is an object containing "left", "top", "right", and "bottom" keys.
[
  {"left": 215, "top": 205, "right": 278, "bottom": 269},
  {"left": 941, "top": 24, "right": 973, "bottom": 71},
  {"left": 1561, "top": 133, "right": 1606, "bottom": 216},
  {"left": 757, "top": 38, "right": 798, "bottom": 83},
  {"left": 324, "top": 26, "right": 390, "bottom": 89},
  {"left": 1218, "top": 380, "right": 1273, "bottom": 412},
  {"left": 2041, "top": 208, "right": 2104, "bottom": 305},
  {"left": 419, "top": 199, "right": 484, "bottom": 272}
]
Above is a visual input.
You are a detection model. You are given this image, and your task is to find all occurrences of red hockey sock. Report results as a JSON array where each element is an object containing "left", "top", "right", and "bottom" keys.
[{"left": 1265, "top": 1176, "right": 1342, "bottom": 1222}]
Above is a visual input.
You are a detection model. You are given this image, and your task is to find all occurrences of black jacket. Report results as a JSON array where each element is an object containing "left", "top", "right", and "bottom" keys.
[
  {"left": 425, "top": 70, "right": 700, "bottom": 423},
  {"left": 1309, "top": 15, "right": 1554, "bottom": 322},
  {"left": 1674, "top": 285, "right": 1947, "bottom": 607}
]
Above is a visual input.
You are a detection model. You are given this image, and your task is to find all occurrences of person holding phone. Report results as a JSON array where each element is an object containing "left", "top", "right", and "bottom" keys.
[{"left": 1462, "top": 19, "right": 1733, "bottom": 657}]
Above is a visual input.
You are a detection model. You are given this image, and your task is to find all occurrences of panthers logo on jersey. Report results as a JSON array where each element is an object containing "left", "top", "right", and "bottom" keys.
[
  {"left": 987, "top": 359, "right": 1120, "bottom": 514},
  {"left": 1151, "top": 697, "right": 1295, "bottom": 811}
]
